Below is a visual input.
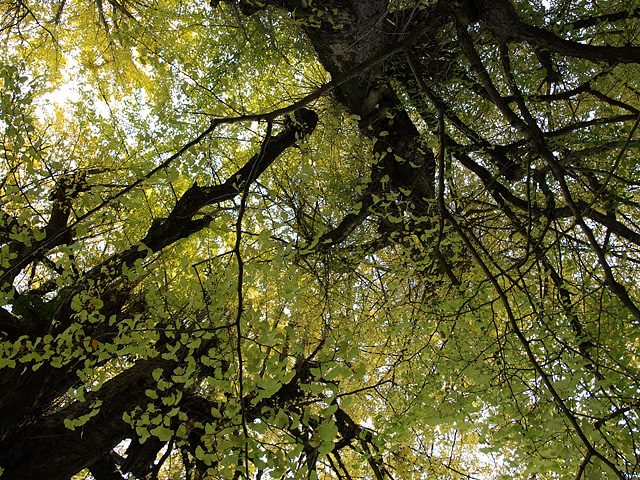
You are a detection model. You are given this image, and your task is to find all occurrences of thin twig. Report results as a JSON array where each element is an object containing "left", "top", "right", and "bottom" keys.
[
  {"left": 233, "top": 120, "right": 273, "bottom": 478},
  {"left": 444, "top": 208, "right": 625, "bottom": 480},
  {"left": 596, "top": 112, "right": 640, "bottom": 200}
]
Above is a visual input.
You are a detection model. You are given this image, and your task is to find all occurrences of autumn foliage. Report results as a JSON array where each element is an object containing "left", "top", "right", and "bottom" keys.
[{"left": 1, "top": 0, "right": 640, "bottom": 479}]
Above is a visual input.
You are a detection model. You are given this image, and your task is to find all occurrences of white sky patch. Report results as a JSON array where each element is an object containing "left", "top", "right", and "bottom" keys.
[
  {"left": 34, "top": 53, "right": 82, "bottom": 120},
  {"left": 34, "top": 54, "right": 109, "bottom": 121},
  {"left": 38, "top": 81, "right": 81, "bottom": 117}
]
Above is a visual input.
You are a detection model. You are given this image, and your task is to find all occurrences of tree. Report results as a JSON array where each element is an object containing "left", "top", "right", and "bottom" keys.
[{"left": 1, "top": 0, "right": 640, "bottom": 478}]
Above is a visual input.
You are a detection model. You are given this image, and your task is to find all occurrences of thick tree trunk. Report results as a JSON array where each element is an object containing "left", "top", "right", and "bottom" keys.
[
  {"left": 0, "top": 0, "right": 444, "bottom": 475},
  {"left": 305, "top": 0, "right": 437, "bottom": 204},
  {"left": 0, "top": 356, "right": 172, "bottom": 480},
  {"left": 0, "top": 111, "right": 317, "bottom": 479},
  {"left": 241, "top": 0, "right": 438, "bottom": 204}
]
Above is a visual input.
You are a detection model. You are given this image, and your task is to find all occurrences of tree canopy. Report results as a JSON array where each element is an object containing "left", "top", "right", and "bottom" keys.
[{"left": 2, "top": 0, "right": 640, "bottom": 478}]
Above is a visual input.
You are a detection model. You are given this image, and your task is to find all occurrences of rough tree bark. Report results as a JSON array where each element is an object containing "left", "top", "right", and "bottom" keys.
[{"left": 0, "top": 110, "right": 318, "bottom": 479}]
